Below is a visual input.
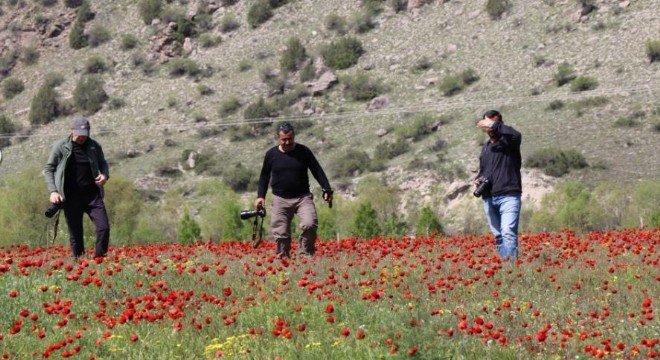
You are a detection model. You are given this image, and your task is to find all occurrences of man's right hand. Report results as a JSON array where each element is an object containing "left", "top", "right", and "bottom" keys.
[
  {"left": 50, "top": 192, "right": 63, "bottom": 204},
  {"left": 254, "top": 197, "right": 265, "bottom": 209}
]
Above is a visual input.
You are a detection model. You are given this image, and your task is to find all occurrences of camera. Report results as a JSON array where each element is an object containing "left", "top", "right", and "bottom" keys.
[
  {"left": 45, "top": 203, "right": 63, "bottom": 218},
  {"left": 473, "top": 177, "right": 491, "bottom": 198},
  {"left": 240, "top": 207, "right": 266, "bottom": 220}
]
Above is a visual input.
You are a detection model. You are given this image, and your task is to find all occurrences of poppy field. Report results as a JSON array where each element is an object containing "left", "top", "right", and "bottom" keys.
[{"left": 1, "top": 228, "right": 658, "bottom": 359}]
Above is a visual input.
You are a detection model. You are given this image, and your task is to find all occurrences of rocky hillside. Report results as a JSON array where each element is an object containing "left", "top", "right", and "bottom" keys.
[{"left": 0, "top": 0, "right": 658, "bottom": 230}]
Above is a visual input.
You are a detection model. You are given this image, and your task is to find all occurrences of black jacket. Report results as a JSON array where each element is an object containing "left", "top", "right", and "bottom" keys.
[{"left": 477, "top": 121, "right": 522, "bottom": 198}]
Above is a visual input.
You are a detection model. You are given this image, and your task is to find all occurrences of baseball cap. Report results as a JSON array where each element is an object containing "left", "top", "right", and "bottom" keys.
[{"left": 72, "top": 118, "right": 90, "bottom": 137}]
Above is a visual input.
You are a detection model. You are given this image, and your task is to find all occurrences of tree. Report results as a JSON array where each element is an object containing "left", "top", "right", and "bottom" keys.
[
  {"left": 28, "top": 82, "right": 60, "bottom": 125},
  {"left": 416, "top": 206, "right": 443, "bottom": 237},
  {"left": 69, "top": 19, "right": 87, "bottom": 49},
  {"left": 177, "top": 207, "right": 201, "bottom": 245},
  {"left": 352, "top": 202, "right": 381, "bottom": 238},
  {"left": 73, "top": 75, "right": 108, "bottom": 115}
]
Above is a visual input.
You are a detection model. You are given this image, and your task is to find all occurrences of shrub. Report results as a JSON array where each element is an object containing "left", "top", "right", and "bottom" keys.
[
  {"left": 299, "top": 61, "right": 315, "bottom": 82},
  {"left": 177, "top": 207, "right": 201, "bottom": 245},
  {"left": 0, "top": 114, "right": 16, "bottom": 148},
  {"left": 525, "top": 147, "right": 588, "bottom": 177},
  {"left": 243, "top": 97, "right": 275, "bottom": 121},
  {"left": 331, "top": 149, "right": 372, "bottom": 178},
  {"left": 0, "top": 50, "right": 17, "bottom": 77},
  {"left": 238, "top": 59, "right": 252, "bottom": 72},
  {"left": 84, "top": 55, "right": 108, "bottom": 74},
  {"left": 68, "top": 19, "right": 87, "bottom": 49},
  {"left": 351, "top": 8, "right": 377, "bottom": 33},
  {"left": 321, "top": 37, "right": 364, "bottom": 70},
  {"left": 77, "top": 1, "right": 94, "bottom": 23},
  {"left": 416, "top": 206, "right": 443, "bottom": 237},
  {"left": 352, "top": 202, "right": 381, "bottom": 238},
  {"left": 173, "top": 16, "right": 195, "bottom": 43},
  {"left": 2, "top": 77, "right": 24, "bottom": 99},
  {"left": 439, "top": 73, "right": 464, "bottom": 96},
  {"left": 87, "top": 24, "right": 111, "bottom": 47},
  {"left": 197, "top": 84, "right": 213, "bottom": 96},
  {"left": 64, "top": 0, "right": 84, "bottom": 7},
  {"left": 485, "top": 0, "right": 510, "bottom": 20},
  {"left": 198, "top": 34, "right": 220, "bottom": 48},
  {"left": 613, "top": 116, "right": 640, "bottom": 128},
  {"left": 219, "top": 13, "right": 240, "bottom": 33},
  {"left": 139, "top": 0, "right": 162, "bottom": 25},
  {"left": 325, "top": 13, "right": 347, "bottom": 34},
  {"left": 107, "top": 97, "right": 125, "bottom": 110},
  {"left": 280, "top": 37, "right": 307, "bottom": 73},
  {"left": 219, "top": 96, "right": 241, "bottom": 117},
  {"left": 570, "top": 76, "right": 598, "bottom": 92},
  {"left": 73, "top": 75, "right": 108, "bottom": 115},
  {"left": 646, "top": 39, "right": 660, "bottom": 63},
  {"left": 168, "top": 58, "right": 200, "bottom": 77},
  {"left": 532, "top": 54, "right": 547, "bottom": 67},
  {"left": 461, "top": 68, "right": 480, "bottom": 85},
  {"left": 341, "top": 73, "right": 384, "bottom": 101},
  {"left": 223, "top": 162, "right": 255, "bottom": 192},
  {"left": 388, "top": 0, "right": 407, "bottom": 13},
  {"left": 29, "top": 83, "right": 60, "bottom": 125},
  {"left": 247, "top": 0, "right": 273, "bottom": 28},
  {"left": 553, "top": 63, "right": 576, "bottom": 87},
  {"left": 569, "top": 96, "right": 608, "bottom": 116},
  {"left": 20, "top": 46, "right": 39, "bottom": 65},
  {"left": 374, "top": 136, "right": 409, "bottom": 161},
  {"left": 120, "top": 34, "right": 139, "bottom": 50},
  {"left": 44, "top": 73, "right": 65, "bottom": 88},
  {"left": 410, "top": 57, "right": 433, "bottom": 74},
  {"left": 395, "top": 113, "right": 435, "bottom": 141},
  {"left": 546, "top": 99, "right": 564, "bottom": 111}
]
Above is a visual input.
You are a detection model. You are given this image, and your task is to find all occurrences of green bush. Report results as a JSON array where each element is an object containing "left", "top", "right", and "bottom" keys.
[
  {"left": 325, "top": 13, "right": 347, "bottom": 34},
  {"left": 485, "top": 0, "right": 510, "bottom": 20},
  {"left": 568, "top": 96, "right": 609, "bottom": 116},
  {"left": 374, "top": 136, "right": 409, "bottom": 161},
  {"left": 395, "top": 113, "right": 435, "bottom": 141},
  {"left": 28, "top": 81, "right": 60, "bottom": 125},
  {"left": 243, "top": 97, "right": 275, "bottom": 121},
  {"left": 646, "top": 39, "right": 660, "bottom": 63},
  {"left": 197, "top": 180, "right": 248, "bottom": 242},
  {"left": 219, "top": 13, "right": 240, "bottom": 33},
  {"left": 73, "top": 75, "right": 108, "bottom": 115},
  {"left": 84, "top": 55, "right": 108, "bottom": 74},
  {"left": 20, "top": 46, "right": 39, "bottom": 65},
  {"left": 331, "top": 149, "right": 372, "bottom": 178},
  {"left": 352, "top": 202, "right": 381, "bottom": 238},
  {"left": 0, "top": 50, "right": 17, "bottom": 77},
  {"left": 342, "top": 73, "right": 384, "bottom": 101},
  {"left": 410, "top": 57, "right": 433, "bottom": 74},
  {"left": 321, "top": 37, "right": 364, "bottom": 70},
  {"left": 64, "top": 0, "right": 84, "bottom": 7},
  {"left": 120, "top": 34, "right": 139, "bottom": 50},
  {"left": 299, "top": 61, "right": 315, "bottom": 82},
  {"left": 222, "top": 162, "right": 255, "bottom": 192},
  {"left": 87, "top": 24, "right": 111, "bottom": 47},
  {"left": 177, "top": 207, "right": 202, "bottom": 245},
  {"left": 196, "top": 84, "right": 214, "bottom": 96},
  {"left": 168, "top": 58, "right": 200, "bottom": 78},
  {"left": 0, "top": 114, "right": 15, "bottom": 148},
  {"left": 139, "top": 0, "right": 162, "bottom": 25},
  {"left": 546, "top": 99, "right": 564, "bottom": 111},
  {"left": 416, "top": 206, "right": 443, "bottom": 237},
  {"left": 173, "top": 16, "right": 196, "bottom": 43},
  {"left": 388, "top": 0, "right": 407, "bottom": 12},
  {"left": 238, "top": 59, "right": 252, "bottom": 72},
  {"left": 103, "top": 176, "right": 143, "bottom": 243},
  {"left": 439, "top": 74, "right": 464, "bottom": 96},
  {"left": 68, "top": 19, "right": 87, "bottom": 49},
  {"left": 553, "top": 63, "right": 576, "bottom": 87},
  {"left": 461, "top": 68, "right": 480, "bottom": 86},
  {"left": 198, "top": 34, "right": 220, "bottom": 48},
  {"left": 613, "top": 116, "right": 640, "bottom": 128},
  {"left": 2, "top": 77, "right": 24, "bottom": 99},
  {"left": 219, "top": 96, "right": 242, "bottom": 117},
  {"left": 77, "top": 1, "right": 94, "bottom": 23},
  {"left": 280, "top": 37, "right": 307, "bottom": 73},
  {"left": 247, "top": 0, "right": 273, "bottom": 28},
  {"left": 351, "top": 8, "right": 377, "bottom": 33},
  {"left": 570, "top": 76, "right": 598, "bottom": 92},
  {"left": 525, "top": 147, "right": 588, "bottom": 177}
]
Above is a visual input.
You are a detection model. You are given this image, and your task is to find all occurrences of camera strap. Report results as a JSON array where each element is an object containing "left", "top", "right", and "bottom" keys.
[
  {"left": 41, "top": 209, "right": 61, "bottom": 247},
  {"left": 252, "top": 216, "right": 264, "bottom": 249}
]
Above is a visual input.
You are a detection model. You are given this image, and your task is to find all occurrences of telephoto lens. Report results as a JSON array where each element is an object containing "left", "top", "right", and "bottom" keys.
[
  {"left": 45, "top": 203, "right": 62, "bottom": 218},
  {"left": 473, "top": 178, "right": 490, "bottom": 198}
]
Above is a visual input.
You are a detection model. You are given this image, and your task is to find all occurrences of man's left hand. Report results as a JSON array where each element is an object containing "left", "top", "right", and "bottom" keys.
[{"left": 95, "top": 174, "right": 107, "bottom": 187}]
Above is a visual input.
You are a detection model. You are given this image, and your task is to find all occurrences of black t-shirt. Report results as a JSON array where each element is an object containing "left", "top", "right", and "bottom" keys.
[
  {"left": 64, "top": 142, "right": 97, "bottom": 196},
  {"left": 257, "top": 144, "right": 331, "bottom": 199},
  {"left": 477, "top": 121, "right": 522, "bottom": 197}
]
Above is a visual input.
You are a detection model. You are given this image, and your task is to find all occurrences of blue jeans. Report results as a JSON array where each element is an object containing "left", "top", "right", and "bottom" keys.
[{"left": 482, "top": 194, "right": 521, "bottom": 259}]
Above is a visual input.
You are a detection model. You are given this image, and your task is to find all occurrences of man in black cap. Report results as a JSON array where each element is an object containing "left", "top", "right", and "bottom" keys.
[
  {"left": 254, "top": 123, "right": 333, "bottom": 259},
  {"left": 44, "top": 117, "right": 111, "bottom": 260}
]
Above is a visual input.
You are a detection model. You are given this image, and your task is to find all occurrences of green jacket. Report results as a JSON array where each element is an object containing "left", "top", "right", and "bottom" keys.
[{"left": 44, "top": 136, "right": 110, "bottom": 200}]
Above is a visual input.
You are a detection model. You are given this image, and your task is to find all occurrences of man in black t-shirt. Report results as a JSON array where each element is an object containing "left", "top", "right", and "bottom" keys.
[
  {"left": 44, "top": 118, "right": 110, "bottom": 260},
  {"left": 255, "top": 123, "right": 333, "bottom": 258}
]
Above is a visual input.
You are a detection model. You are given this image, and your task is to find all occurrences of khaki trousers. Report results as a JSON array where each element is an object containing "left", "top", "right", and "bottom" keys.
[{"left": 270, "top": 193, "right": 318, "bottom": 257}]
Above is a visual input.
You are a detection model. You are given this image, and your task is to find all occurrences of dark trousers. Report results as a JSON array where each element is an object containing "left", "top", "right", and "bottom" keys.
[{"left": 63, "top": 191, "right": 110, "bottom": 258}]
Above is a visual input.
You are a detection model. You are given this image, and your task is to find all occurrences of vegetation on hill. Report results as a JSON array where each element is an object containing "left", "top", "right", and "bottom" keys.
[{"left": 0, "top": 0, "right": 658, "bottom": 240}]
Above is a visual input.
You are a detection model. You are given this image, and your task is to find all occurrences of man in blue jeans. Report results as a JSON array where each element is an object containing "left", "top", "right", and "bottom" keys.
[{"left": 474, "top": 110, "right": 522, "bottom": 260}]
